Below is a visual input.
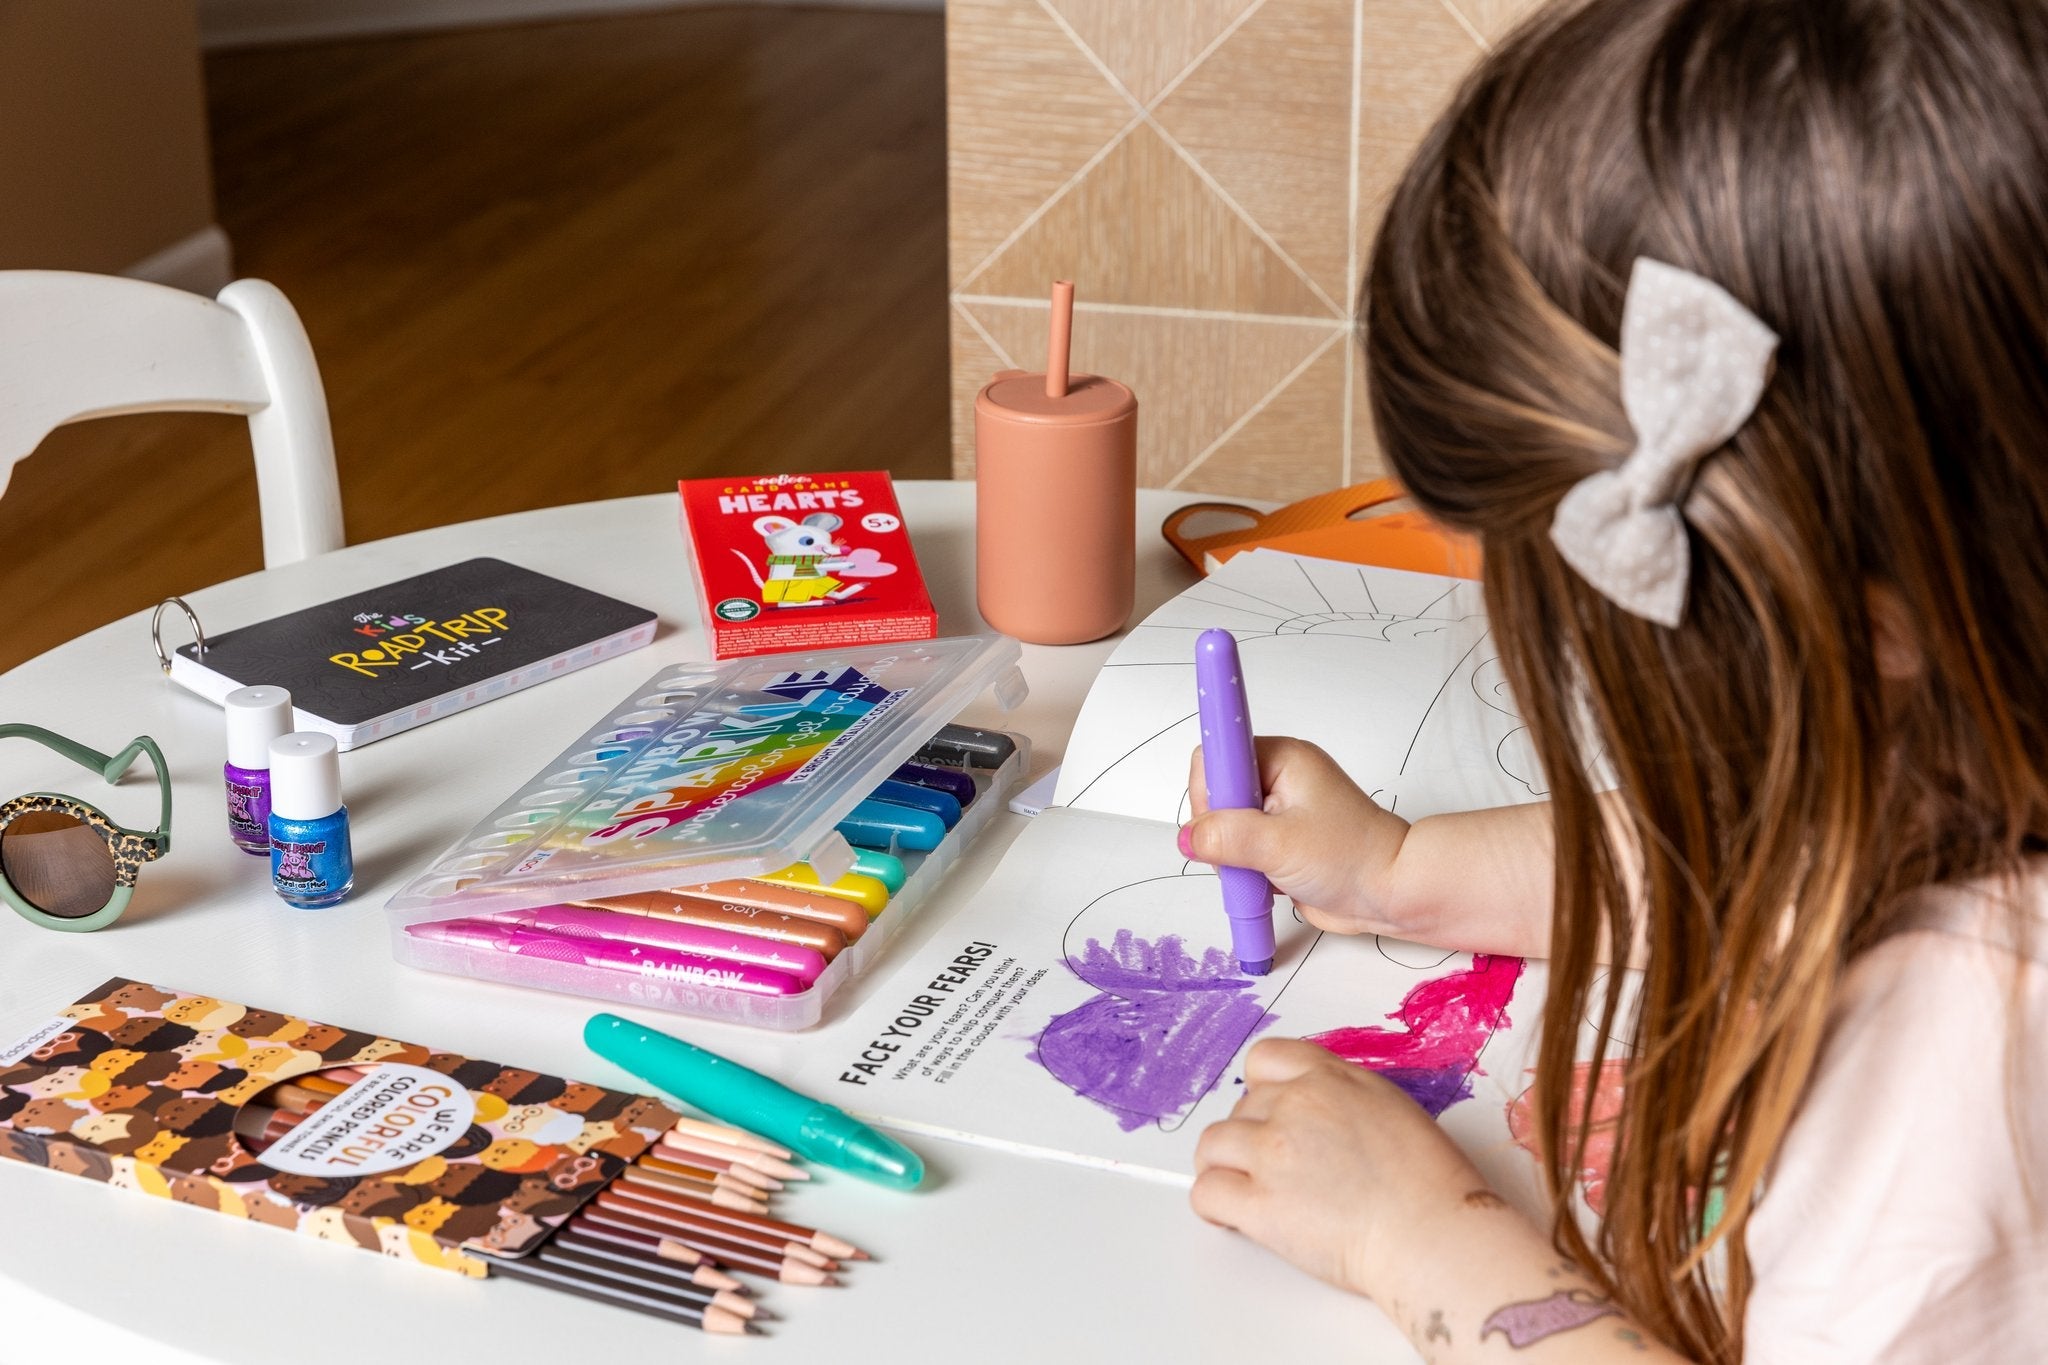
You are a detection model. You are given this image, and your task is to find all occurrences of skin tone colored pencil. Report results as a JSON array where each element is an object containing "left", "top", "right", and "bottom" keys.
[
  {"left": 559, "top": 1221, "right": 749, "bottom": 1292},
  {"left": 262, "top": 1109, "right": 307, "bottom": 1145},
  {"left": 647, "top": 1146, "right": 790, "bottom": 1186},
  {"left": 666, "top": 1116, "right": 793, "bottom": 1161},
  {"left": 615, "top": 1172, "right": 867, "bottom": 1260},
  {"left": 547, "top": 1233, "right": 773, "bottom": 1320},
  {"left": 561, "top": 1221, "right": 744, "bottom": 1292},
  {"left": 657, "top": 1235, "right": 837, "bottom": 1287},
  {"left": 485, "top": 1254, "right": 756, "bottom": 1333},
  {"left": 602, "top": 1186, "right": 835, "bottom": 1277},
  {"left": 637, "top": 1151, "right": 774, "bottom": 1199},
  {"left": 599, "top": 1189, "right": 838, "bottom": 1270},
  {"left": 622, "top": 1163, "right": 768, "bottom": 1212},
  {"left": 659, "top": 1131, "right": 808, "bottom": 1181},
  {"left": 538, "top": 1244, "right": 761, "bottom": 1320},
  {"left": 644, "top": 1149, "right": 778, "bottom": 1185},
  {"left": 291, "top": 1072, "right": 349, "bottom": 1096},
  {"left": 267, "top": 1082, "right": 334, "bottom": 1113},
  {"left": 232, "top": 1105, "right": 296, "bottom": 1144},
  {"left": 612, "top": 1193, "right": 836, "bottom": 1267},
  {"left": 583, "top": 1204, "right": 838, "bottom": 1285}
]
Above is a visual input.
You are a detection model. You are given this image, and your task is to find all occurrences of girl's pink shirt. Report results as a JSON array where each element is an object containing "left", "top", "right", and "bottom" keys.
[{"left": 1744, "top": 868, "right": 2048, "bottom": 1363}]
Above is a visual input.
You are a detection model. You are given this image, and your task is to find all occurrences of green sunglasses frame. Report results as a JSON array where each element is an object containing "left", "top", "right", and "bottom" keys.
[{"left": 0, "top": 724, "right": 172, "bottom": 932}]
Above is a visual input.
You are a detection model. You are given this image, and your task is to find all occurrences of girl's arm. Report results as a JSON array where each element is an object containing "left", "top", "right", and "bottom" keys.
[{"left": 1191, "top": 1038, "right": 1689, "bottom": 1364}]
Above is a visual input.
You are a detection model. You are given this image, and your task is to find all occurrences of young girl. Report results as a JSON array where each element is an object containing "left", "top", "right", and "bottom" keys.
[{"left": 1181, "top": 1, "right": 2048, "bottom": 1360}]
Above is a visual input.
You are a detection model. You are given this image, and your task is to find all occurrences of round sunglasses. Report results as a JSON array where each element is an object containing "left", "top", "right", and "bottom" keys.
[{"left": 0, "top": 724, "right": 171, "bottom": 932}]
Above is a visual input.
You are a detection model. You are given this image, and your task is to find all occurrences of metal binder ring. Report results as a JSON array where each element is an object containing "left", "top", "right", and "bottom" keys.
[{"left": 151, "top": 597, "right": 206, "bottom": 675}]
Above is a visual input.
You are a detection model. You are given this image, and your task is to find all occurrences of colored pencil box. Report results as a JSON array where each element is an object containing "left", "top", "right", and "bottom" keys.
[
  {"left": 0, "top": 977, "right": 680, "bottom": 1278},
  {"left": 386, "top": 635, "right": 1030, "bottom": 1029}
]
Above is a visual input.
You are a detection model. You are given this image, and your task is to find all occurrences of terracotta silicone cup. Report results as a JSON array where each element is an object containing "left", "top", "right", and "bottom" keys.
[{"left": 974, "top": 368, "right": 1138, "bottom": 644}]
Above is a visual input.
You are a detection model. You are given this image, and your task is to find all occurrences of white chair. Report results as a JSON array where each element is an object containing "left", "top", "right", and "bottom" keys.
[{"left": 0, "top": 270, "right": 344, "bottom": 566}]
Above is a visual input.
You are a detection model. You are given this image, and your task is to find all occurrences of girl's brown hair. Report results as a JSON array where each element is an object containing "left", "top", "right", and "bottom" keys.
[{"left": 1366, "top": 0, "right": 2048, "bottom": 1357}]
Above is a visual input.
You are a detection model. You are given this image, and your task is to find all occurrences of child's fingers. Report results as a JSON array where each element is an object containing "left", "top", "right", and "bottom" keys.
[
  {"left": 1252, "top": 735, "right": 1327, "bottom": 791},
  {"left": 1192, "top": 1116, "right": 1264, "bottom": 1175},
  {"left": 1184, "top": 807, "right": 1283, "bottom": 873},
  {"left": 1187, "top": 745, "right": 1209, "bottom": 819},
  {"left": 1188, "top": 1165, "right": 1255, "bottom": 1229},
  {"left": 1242, "top": 1037, "right": 1333, "bottom": 1085}
]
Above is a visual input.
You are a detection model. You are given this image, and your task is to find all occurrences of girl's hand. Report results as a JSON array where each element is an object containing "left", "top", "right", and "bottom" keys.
[
  {"left": 1195, "top": 1040, "right": 1693, "bottom": 1363},
  {"left": 1185, "top": 737, "right": 1418, "bottom": 938},
  {"left": 1190, "top": 1037, "right": 1481, "bottom": 1300}
]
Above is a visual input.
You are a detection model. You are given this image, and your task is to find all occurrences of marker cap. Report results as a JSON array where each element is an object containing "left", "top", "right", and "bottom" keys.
[
  {"left": 797, "top": 1109, "right": 924, "bottom": 1190},
  {"left": 224, "top": 686, "right": 294, "bottom": 769},
  {"left": 269, "top": 732, "right": 342, "bottom": 821}
]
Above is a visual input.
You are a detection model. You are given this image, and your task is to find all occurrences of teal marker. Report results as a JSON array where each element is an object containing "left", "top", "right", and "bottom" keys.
[{"left": 585, "top": 1012, "right": 924, "bottom": 1190}]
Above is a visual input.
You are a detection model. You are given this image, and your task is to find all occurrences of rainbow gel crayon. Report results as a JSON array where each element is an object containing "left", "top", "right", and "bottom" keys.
[
  {"left": 480, "top": 904, "right": 828, "bottom": 986},
  {"left": 1195, "top": 629, "right": 1275, "bottom": 974},
  {"left": 409, "top": 919, "right": 806, "bottom": 997}
]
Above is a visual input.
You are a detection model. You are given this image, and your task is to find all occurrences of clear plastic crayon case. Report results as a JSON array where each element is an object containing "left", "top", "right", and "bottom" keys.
[{"left": 387, "top": 634, "right": 1030, "bottom": 1029}]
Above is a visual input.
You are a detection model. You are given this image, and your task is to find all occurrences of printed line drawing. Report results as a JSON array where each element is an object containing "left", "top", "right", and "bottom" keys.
[{"left": 1056, "top": 554, "right": 1531, "bottom": 825}]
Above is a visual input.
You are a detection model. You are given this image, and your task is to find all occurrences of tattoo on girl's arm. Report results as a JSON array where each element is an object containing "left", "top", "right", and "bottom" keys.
[
  {"left": 1425, "top": 1309, "right": 1451, "bottom": 1344},
  {"left": 1479, "top": 1290, "right": 1621, "bottom": 1349}
]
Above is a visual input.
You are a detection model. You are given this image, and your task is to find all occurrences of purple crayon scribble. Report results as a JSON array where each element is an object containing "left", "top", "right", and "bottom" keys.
[
  {"left": 1479, "top": 1290, "right": 1619, "bottom": 1348},
  {"left": 1031, "top": 930, "right": 1272, "bottom": 1132},
  {"left": 1306, "top": 954, "right": 1523, "bottom": 1117}
]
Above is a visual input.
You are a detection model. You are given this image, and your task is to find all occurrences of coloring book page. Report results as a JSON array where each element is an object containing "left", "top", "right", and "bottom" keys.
[
  {"left": 801, "top": 809, "right": 1550, "bottom": 1201},
  {"left": 1053, "top": 549, "right": 1544, "bottom": 825},
  {"left": 797, "top": 552, "right": 1588, "bottom": 1200}
]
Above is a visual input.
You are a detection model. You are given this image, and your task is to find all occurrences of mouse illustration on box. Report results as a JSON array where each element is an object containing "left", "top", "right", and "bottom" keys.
[{"left": 732, "top": 513, "right": 896, "bottom": 609}]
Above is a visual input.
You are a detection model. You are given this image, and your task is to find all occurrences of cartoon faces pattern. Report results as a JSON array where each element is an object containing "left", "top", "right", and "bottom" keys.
[{"left": 0, "top": 979, "right": 678, "bottom": 1275}]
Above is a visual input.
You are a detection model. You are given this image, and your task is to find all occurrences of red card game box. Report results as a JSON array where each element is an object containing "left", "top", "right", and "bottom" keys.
[{"left": 680, "top": 472, "right": 938, "bottom": 659}]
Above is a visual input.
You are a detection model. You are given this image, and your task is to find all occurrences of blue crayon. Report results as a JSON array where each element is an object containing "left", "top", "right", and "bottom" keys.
[
  {"left": 838, "top": 799, "right": 945, "bottom": 853},
  {"left": 871, "top": 778, "right": 963, "bottom": 829}
]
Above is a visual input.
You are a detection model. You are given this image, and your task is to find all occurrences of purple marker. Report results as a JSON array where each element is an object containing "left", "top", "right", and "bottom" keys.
[
  {"left": 1195, "top": 629, "right": 1276, "bottom": 975},
  {"left": 406, "top": 918, "right": 807, "bottom": 997},
  {"left": 480, "top": 904, "right": 828, "bottom": 987}
]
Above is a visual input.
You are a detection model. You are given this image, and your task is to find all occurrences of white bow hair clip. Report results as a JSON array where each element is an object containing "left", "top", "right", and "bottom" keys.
[{"left": 1549, "top": 257, "right": 1778, "bottom": 627}]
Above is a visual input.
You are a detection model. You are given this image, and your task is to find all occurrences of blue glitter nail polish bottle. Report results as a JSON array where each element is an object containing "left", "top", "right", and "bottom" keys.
[{"left": 268, "top": 732, "right": 354, "bottom": 909}]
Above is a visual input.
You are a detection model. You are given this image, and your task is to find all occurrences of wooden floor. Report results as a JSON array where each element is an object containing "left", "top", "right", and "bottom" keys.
[{"left": 0, "top": 6, "right": 948, "bottom": 673}]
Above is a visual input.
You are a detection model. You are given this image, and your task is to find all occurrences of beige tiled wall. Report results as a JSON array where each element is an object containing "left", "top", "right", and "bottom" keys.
[{"left": 947, "top": 0, "right": 1543, "bottom": 497}]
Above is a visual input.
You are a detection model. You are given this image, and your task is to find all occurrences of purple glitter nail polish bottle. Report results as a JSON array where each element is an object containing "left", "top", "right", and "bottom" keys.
[{"left": 223, "top": 685, "right": 293, "bottom": 855}]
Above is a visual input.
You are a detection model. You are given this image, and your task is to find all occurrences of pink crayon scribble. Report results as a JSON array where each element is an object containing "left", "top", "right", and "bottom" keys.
[
  {"left": 1032, "top": 931, "right": 1273, "bottom": 1132},
  {"left": 1306, "top": 954, "right": 1523, "bottom": 1117},
  {"left": 1507, "top": 1058, "right": 1627, "bottom": 1213},
  {"left": 1480, "top": 1290, "right": 1619, "bottom": 1348}
]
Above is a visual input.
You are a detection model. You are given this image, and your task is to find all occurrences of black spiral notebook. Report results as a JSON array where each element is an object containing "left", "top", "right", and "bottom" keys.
[{"left": 168, "top": 558, "right": 658, "bottom": 749}]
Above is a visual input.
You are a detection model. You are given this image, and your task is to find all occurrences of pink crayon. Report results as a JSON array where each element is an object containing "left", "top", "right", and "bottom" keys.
[
  {"left": 481, "top": 904, "right": 827, "bottom": 987},
  {"left": 406, "top": 919, "right": 808, "bottom": 997}
]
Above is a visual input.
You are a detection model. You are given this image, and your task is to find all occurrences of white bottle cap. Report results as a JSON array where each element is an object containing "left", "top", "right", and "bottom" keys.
[
  {"left": 269, "top": 732, "right": 342, "bottom": 821},
  {"left": 224, "top": 686, "right": 295, "bottom": 769}
]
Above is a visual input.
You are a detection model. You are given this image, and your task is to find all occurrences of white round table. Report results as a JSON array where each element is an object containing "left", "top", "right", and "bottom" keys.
[{"left": 0, "top": 484, "right": 1413, "bottom": 1363}]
